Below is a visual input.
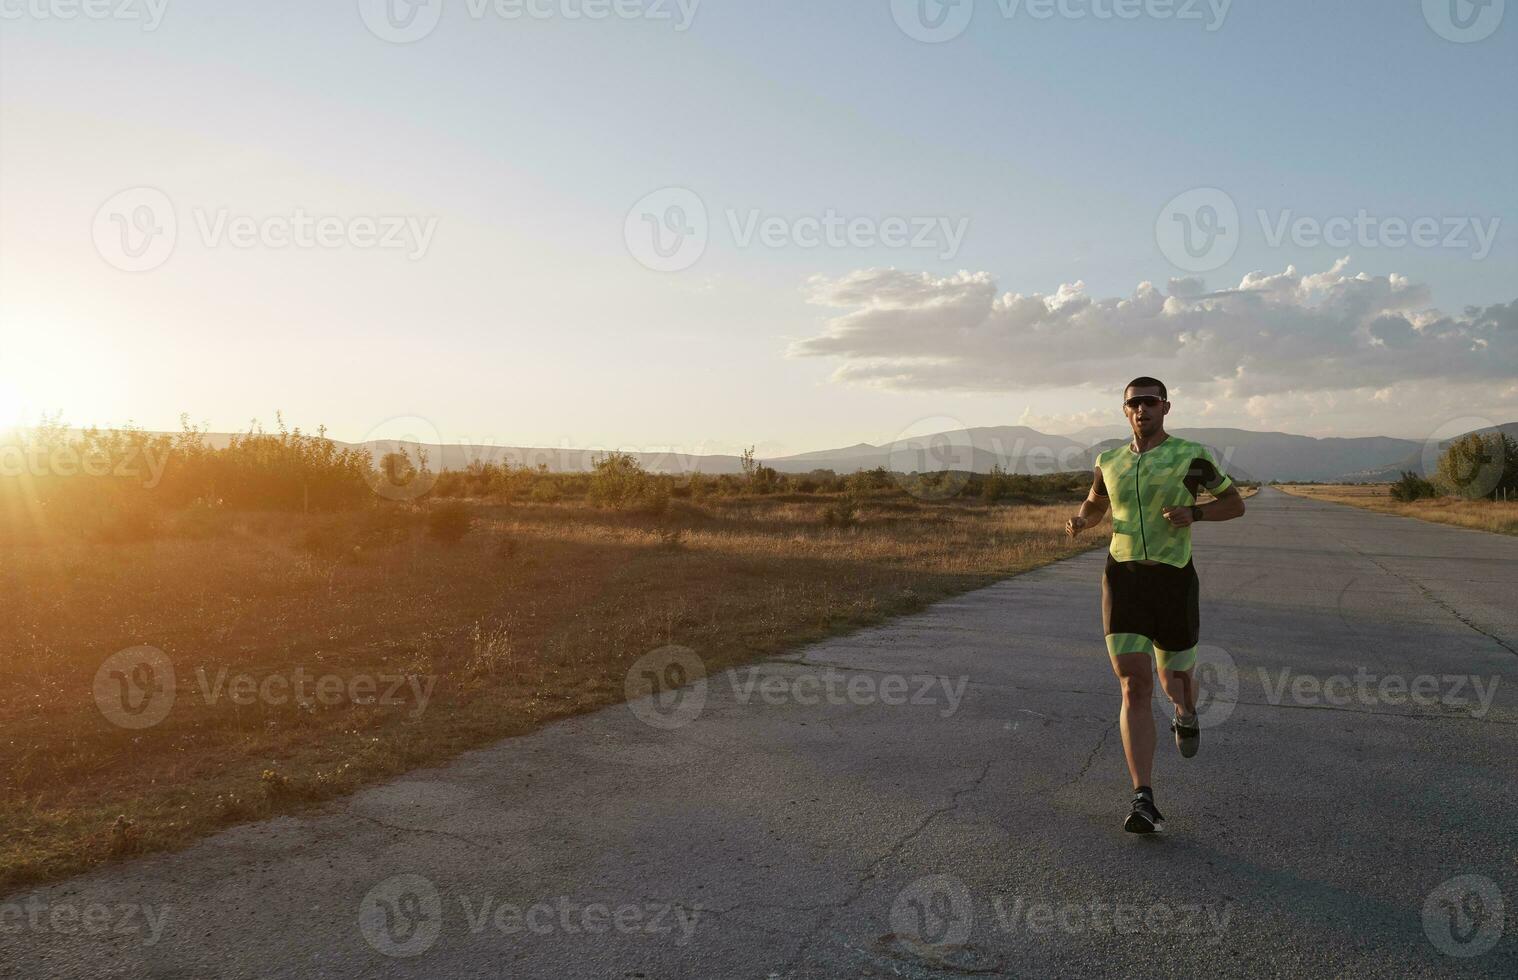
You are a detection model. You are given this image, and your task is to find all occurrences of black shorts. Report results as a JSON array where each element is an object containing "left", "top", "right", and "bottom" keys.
[{"left": 1102, "top": 553, "right": 1199, "bottom": 666}]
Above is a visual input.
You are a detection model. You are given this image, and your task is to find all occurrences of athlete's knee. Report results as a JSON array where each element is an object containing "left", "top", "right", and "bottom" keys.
[{"left": 1119, "top": 671, "right": 1154, "bottom": 702}]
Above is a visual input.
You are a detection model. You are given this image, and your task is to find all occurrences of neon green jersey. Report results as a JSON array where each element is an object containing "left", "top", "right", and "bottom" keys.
[{"left": 1094, "top": 435, "right": 1233, "bottom": 568}]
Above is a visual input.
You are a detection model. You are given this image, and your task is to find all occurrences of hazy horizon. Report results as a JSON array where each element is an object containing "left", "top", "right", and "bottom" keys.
[{"left": 6, "top": 412, "right": 1511, "bottom": 465}]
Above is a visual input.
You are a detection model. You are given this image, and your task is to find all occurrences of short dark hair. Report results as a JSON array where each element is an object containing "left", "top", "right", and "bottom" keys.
[{"left": 1125, "top": 376, "right": 1167, "bottom": 400}]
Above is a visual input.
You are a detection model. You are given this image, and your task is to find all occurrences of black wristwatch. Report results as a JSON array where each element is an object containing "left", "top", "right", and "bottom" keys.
[{"left": 1190, "top": 505, "right": 1204, "bottom": 523}]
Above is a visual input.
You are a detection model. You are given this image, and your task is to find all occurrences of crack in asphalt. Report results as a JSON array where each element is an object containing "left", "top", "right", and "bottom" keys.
[
  {"left": 1058, "top": 720, "right": 1117, "bottom": 793},
  {"left": 351, "top": 814, "right": 500, "bottom": 852},
  {"left": 1327, "top": 528, "right": 1517, "bottom": 658},
  {"left": 779, "top": 760, "right": 994, "bottom": 975}
]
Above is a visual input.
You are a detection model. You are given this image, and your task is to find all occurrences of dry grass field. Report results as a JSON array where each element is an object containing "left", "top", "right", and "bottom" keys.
[
  {"left": 1, "top": 491, "right": 1104, "bottom": 893},
  {"left": 1276, "top": 484, "right": 1518, "bottom": 536}
]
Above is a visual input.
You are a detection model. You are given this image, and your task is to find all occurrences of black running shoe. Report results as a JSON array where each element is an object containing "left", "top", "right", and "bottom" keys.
[
  {"left": 1171, "top": 711, "right": 1200, "bottom": 758},
  {"left": 1124, "top": 792, "right": 1165, "bottom": 834}
]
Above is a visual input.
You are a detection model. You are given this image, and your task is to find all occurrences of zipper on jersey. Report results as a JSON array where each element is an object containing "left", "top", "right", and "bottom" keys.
[{"left": 1134, "top": 451, "right": 1149, "bottom": 560}]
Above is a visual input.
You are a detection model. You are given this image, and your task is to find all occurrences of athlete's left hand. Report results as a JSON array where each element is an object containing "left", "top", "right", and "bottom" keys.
[{"left": 1162, "top": 506, "right": 1195, "bottom": 527}]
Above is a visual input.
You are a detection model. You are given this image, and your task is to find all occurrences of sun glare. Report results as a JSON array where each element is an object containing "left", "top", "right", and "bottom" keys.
[{"left": 1, "top": 323, "right": 118, "bottom": 429}]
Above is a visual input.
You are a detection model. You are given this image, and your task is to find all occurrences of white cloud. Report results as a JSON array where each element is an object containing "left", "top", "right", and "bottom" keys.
[{"left": 790, "top": 261, "right": 1517, "bottom": 404}]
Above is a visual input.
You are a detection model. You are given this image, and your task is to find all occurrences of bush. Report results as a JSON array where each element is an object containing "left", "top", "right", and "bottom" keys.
[
  {"left": 589, "top": 452, "right": 662, "bottom": 509},
  {"left": 163, "top": 415, "right": 375, "bottom": 511},
  {"left": 426, "top": 501, "right": 473, "bottom": 545},
  {"left": 846, "top": 467, "right": 895, "bottom": 494},
  {"left": 357, "top": 505, "right": 418, "bottom": 546},
  {"left": 1390, "top": 471, "right": 1438, "bottom": 502},
  {"left": 980, "top": 465, "right": 1011, "bottom": 502},
  {"left": 823, "top": 496, "right": 860, "bottom": 528}
]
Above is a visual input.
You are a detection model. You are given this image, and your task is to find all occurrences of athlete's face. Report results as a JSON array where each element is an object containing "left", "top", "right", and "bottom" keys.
[{"left": 1123, "top": 386, "right": 1168, "bottom": 438}]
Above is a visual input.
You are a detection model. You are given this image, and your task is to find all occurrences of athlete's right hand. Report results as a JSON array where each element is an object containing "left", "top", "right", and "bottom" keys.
[{"left": 1065, "top": 514, "right": 1088, "bottom": 538}]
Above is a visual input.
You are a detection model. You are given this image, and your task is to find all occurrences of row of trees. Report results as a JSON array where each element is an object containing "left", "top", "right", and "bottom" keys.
[
  {"left": 431, "top": 453, "right": 893, "bottom": 507},
  {"left": 427, "top": 453, "right": 1089, "bottom": 509}
]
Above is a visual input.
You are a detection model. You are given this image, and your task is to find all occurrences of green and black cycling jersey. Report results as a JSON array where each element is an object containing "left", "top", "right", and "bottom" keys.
[{"left": 1093, "top": 435, "right": 1233, "bottom": 568}]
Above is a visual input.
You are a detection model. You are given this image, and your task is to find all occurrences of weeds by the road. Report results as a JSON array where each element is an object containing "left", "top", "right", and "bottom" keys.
[{"left": 1277, "top": 484, "right": 1518, "bottom": 536}]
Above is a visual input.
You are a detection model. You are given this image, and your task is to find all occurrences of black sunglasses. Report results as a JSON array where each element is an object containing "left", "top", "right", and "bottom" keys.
[{"left": 1123, "top": 395, "right": 1164, "bottom": 409}]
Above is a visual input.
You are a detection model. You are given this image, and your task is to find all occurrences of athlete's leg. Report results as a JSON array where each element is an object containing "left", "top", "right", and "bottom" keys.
[
  {"left": 1154, "top": 562, "right": 1202, "bottom": 718},
  {"left": 1155, "top": 648, "right": 1197, "bottom": 715},
  {"left": 1109, "top": 650, "right": 1156, "bottom": 789},
  {"left": 1103, "top": 556, "right": 1161, "bottom": 790}
]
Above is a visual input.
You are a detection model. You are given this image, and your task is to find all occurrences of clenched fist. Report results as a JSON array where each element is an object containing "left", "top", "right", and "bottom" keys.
[
  {"left": 1162, "top": 505, "right": 1197, "bottom": 527},
  {"left": 1065, "top": 514, "right": 1088, "bottom": 538}
]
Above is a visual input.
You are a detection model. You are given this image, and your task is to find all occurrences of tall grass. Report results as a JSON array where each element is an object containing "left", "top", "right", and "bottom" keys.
[
  {"left": 1, "top": 414, "right": 374, "bottom": 539},
  {"left": 1278, "top": 484, "right": 1518, "bottom": 536}
]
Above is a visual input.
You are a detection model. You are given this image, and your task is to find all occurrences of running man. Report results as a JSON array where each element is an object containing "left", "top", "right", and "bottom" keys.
[{"left": 1065, "top": 377, "right": 1246, "bottom": 834}]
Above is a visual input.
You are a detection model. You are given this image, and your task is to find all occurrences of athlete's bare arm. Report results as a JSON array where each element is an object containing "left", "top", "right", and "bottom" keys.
[
  {"left": 1161, "top": 484, "right": 1246, "bottom": 527},
  {"left": 1066, "top": 466, "right": 1110, "bottom": 537}
]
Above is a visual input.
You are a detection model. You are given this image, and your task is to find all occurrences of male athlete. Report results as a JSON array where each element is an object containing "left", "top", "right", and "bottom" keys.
[{"left": 1065, "top": 377, "right": 1245, "bottom": 833}]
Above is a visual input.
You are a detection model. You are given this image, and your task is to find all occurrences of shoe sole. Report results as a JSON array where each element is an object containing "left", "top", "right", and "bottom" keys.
[
  {"left": 1174, "top": 720, "right": 1200, "bottom": 759},
  {"left": 1123, "top": 813, "right": 1164, "bottom": 834}
]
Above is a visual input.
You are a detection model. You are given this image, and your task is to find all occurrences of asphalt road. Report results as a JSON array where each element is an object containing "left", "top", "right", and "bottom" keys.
[{"left": 4, "top": 487, "right": 1515, "bottom": 978}]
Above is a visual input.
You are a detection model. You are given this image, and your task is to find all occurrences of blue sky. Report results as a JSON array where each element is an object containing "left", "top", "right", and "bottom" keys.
[{"left": 1, "top": 0, "right": 1513, "bottom": 451}]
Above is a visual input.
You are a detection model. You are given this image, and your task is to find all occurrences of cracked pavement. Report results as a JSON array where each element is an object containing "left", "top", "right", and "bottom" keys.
[{"left": 3, "top": 488, "right": 1516, "bottom": 978}]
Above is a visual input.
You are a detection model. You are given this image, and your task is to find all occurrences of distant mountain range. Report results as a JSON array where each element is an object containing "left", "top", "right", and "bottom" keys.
[{"left": 153, "top": 421, "right": 1516, "bottom": 484}]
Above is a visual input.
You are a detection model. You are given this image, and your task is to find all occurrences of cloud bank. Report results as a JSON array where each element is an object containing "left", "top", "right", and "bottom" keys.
[{"left": 790, "top": 260, "right": 1517, "bottom": 402}]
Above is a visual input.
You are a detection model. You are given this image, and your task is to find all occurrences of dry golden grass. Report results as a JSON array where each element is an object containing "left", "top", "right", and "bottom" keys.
[
  {"left": 1276, "top": 484, "right": 1518, "bottom": 536},
  {"left": 0, "top": 492, "right": 1099, "bottom": 893}
]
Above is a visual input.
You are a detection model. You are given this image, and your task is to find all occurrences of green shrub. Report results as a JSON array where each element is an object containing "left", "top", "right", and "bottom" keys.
[
  {"left": 1390, "top": 471, "right": 1438, "bottom": 502},
  {"left": 357, "top": 505, "right": 418, "bottom": 546},
  {"left": 823, "top": 496, "right": 860, "bottom": 528},
  {"left": 588, "top": 452, "right": 662, "bottom": 509}
]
